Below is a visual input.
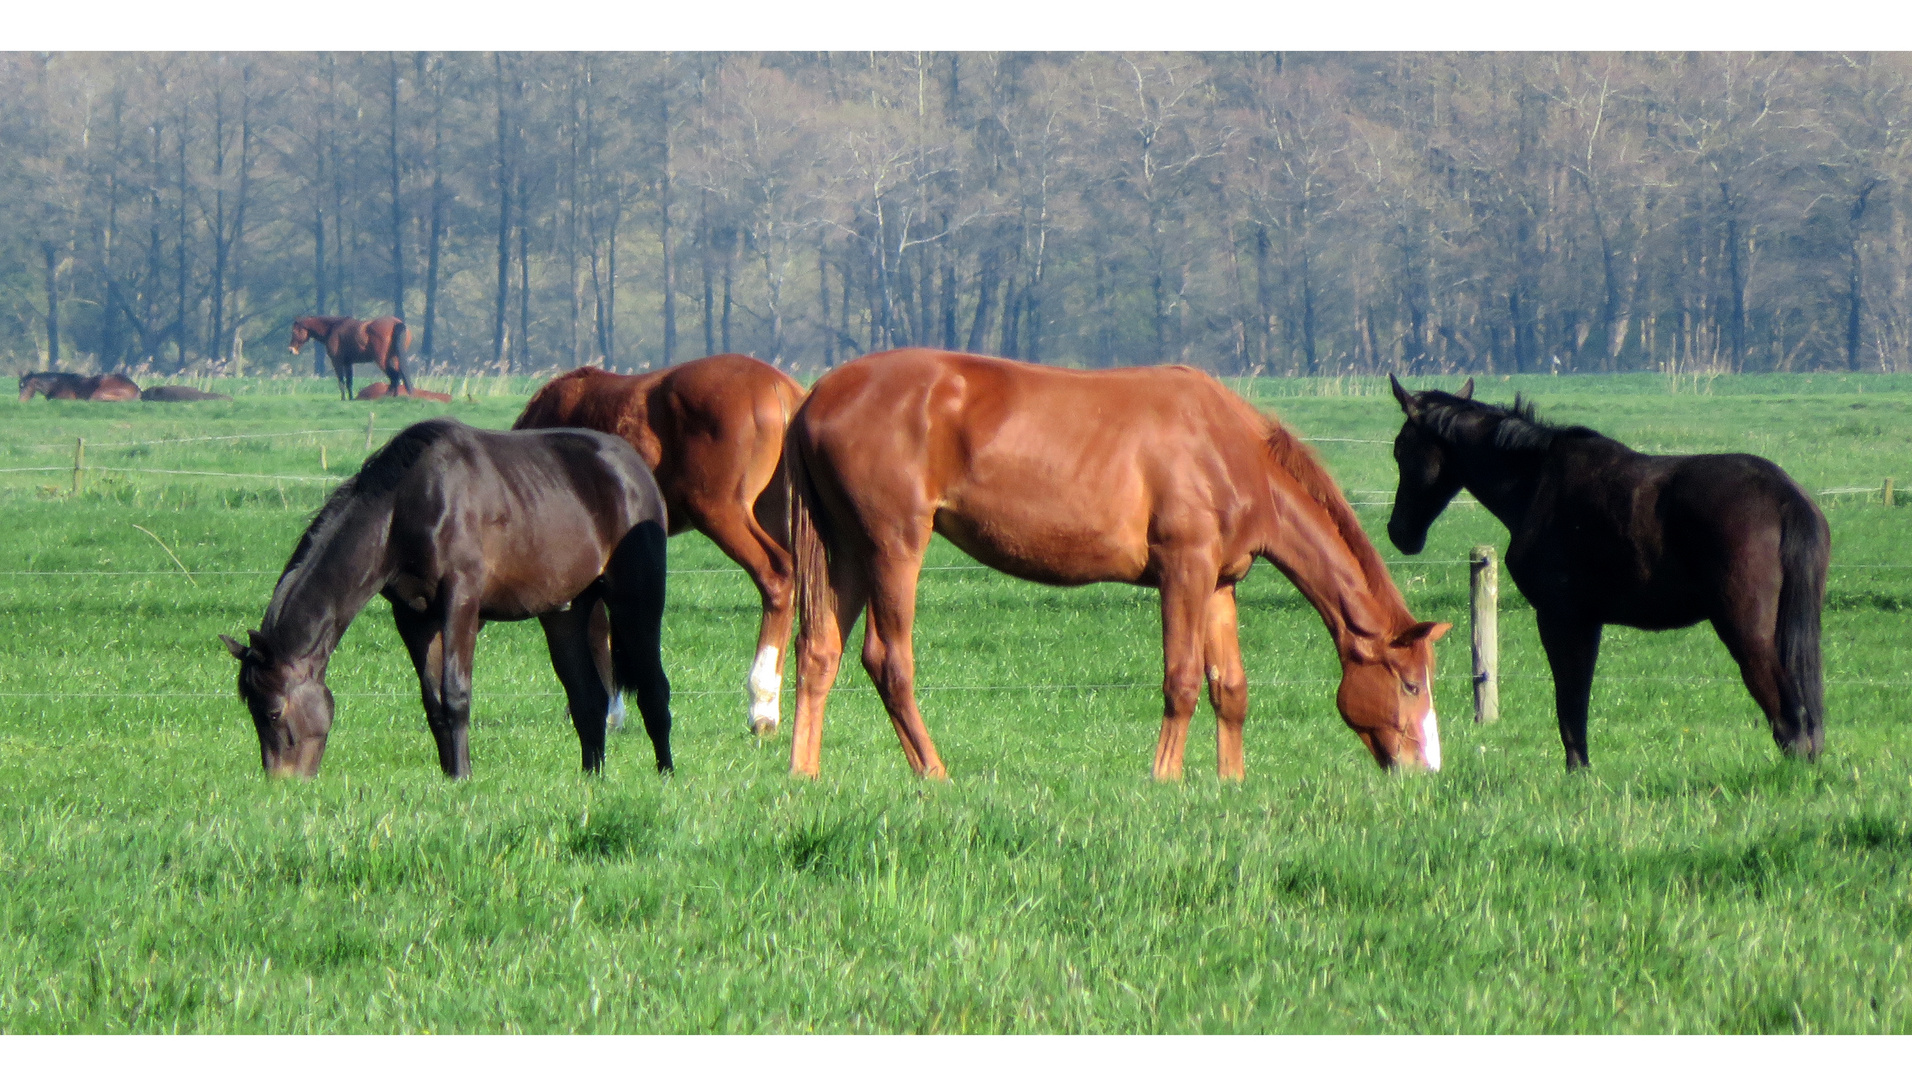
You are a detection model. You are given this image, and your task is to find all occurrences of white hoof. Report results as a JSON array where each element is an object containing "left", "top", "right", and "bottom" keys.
[
  {"left": 605, "top": 693, "right": 626, "bottom": 733},
  {"left": 748, "top": 645, "right": 781, "bottom": 735}
]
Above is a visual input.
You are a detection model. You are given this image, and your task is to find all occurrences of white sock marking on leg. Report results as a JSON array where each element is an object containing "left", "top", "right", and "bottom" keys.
[
  {"left": 748, "top": 645, "right": 780, "bottom": 732},
  {"left": 605, "top": 693, "right": 626, "bottom": 733}
]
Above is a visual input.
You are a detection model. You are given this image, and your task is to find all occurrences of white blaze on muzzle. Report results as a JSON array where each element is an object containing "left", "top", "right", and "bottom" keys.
[
  {"left": 748, "top": 645, "right": 780, "bottom": 732},
  {"left": 1420, "top": 705, "right": 1442, "bottom": 771}
]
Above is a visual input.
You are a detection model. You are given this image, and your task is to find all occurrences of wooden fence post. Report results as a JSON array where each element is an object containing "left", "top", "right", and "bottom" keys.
[
  {"left": 364, "top": 411, "right": 377, "bottom": 454},
  {"left": 1470, "top": 544, "right": 1500, "bottom": 725},
  {"left": 72, "top": 437, "right": 84, "bottom": 496},
  {"left": 1885, "top": 477, "right": 1896, "bottom": 508}
]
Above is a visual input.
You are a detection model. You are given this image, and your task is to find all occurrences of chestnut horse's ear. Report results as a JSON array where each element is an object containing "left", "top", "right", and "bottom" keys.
[
  {"left": 1393, "top": 621, "right": 1452, "bottom": 648},
  {"left": 220, "top": 634, "right": 249, "bottom": 660},
  {"left": 1389, "top": 374, "right": 1420, "bottom": 418},
  {"left": 1457, "top": 377, "right": 1475, "bottom": 400}
]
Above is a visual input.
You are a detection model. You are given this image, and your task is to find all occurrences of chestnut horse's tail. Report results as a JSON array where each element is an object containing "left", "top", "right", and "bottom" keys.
[
  {"left": 1775, "top": 489, "right": 1830, "bottom": 759},
  {"left": 785, "top": 420, "right": 831, "bottom": 649}
]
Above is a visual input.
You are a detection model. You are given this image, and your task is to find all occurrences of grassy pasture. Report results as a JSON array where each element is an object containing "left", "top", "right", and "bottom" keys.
[{"left": 0, "top": 372, "right": 1908, "bottom": 1033}]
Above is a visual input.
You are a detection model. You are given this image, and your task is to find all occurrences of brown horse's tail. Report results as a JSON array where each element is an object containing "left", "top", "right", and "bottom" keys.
[
  {"left": 785, "top": 417, "right": 831, "bottom": 654},
  {"left": 1775, "top": 489, "right": 1830, "bottom": 759},
  {"left": 389, "top": 319, "right": 413, "bottom": 392}
]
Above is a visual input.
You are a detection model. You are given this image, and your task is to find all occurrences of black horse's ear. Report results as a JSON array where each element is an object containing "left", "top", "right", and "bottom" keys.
[
  {"left": 1457, "top": 377, "right": 1475, "bottom": 400},
  {"left": 1389, "top": 374, "right": 1420, "bottom": 417},
  {"left": 220, "top": 634, "right": 249, "bottom": 661}
]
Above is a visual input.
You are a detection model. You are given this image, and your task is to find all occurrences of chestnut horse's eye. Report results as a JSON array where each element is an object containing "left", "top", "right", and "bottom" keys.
[{"left": 1400, "top": 677, "right": 1422, "bottom": 696}]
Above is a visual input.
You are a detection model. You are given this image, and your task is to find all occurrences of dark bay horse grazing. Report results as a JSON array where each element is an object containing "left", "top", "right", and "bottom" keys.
[
  {"left": 141, "top": 385, "right": 232, "bottom": 402},
  {"left": 289, "top": 315, "right": 412, "bottom": 401},
  {"left": 221, "top": 417, "right": 673, "bottom": 779},
  {"left": 785, "top": 349, "right": 1450, "bottom": 781},
  {"left": 1386, "top": 377, "right": 1829, "bottom": 770},
  {"left": 515, "top": 355, "right": 806, "bottom": 735},
  {"left": 19, "top": 372, "right": 140, "bottom": 401}
]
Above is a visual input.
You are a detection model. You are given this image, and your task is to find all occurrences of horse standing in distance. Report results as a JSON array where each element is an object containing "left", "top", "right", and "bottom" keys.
[
  {"left": 289, "top": 315, "right": 413, "bottom": 401},
  {"left": 515, "top": 355, "right": 805, "bottom": 735},
  {"left": 1386, "top": 377, "right": 1830, "bottom": 770},
  {"left": 19, "top": 372, "right": 140, "bottom": 401},
  {"left": 785, "top": 348, "right": 1449, "bottom": 782},
  {"left": 222, "top": 417, "right": 674, "bottom": 779}
]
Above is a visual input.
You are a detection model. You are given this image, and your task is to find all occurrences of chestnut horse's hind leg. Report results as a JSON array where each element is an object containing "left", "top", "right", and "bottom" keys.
[
  {"left": 1153, "top": 563, "right": 1217, "bottom": 782},
  {"left": 861, "top": 544, "right": 946, "bottom": 780},
  {"left": 1204, "top": 585, "right": 1250, "bottom": 781},
  {"left": 691, "top": 500, "right": 794, "bottom": 736},
  {"left": 790, "top": 552, "right": 871, "bottom": 780},
  {"left": 1535, "top": 609, "right": 1602, "bottom": 771},
  {"left": 541, "top": 600, "right": 613, "bottom": 773}
]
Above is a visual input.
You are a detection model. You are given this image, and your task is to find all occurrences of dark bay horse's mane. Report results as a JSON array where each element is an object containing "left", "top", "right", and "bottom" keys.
[
  {"left": 262, "top": 419, "right": 458, "bottom": 634},
  {"left": 1263, "top": 422, "right": 1402, "bottom": 607},
  {"left": 1413, "top": 391, "right": 1600, "bottom": 453}
]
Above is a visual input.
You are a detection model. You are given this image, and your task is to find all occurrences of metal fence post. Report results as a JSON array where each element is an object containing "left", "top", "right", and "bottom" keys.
[{"left": 1470, "top": 544, "right": 1500, "bottom": 725}]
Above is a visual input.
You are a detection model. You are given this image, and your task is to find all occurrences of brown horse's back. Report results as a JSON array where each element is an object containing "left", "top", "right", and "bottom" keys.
[{"left": 91, "top": 374, "right": 141, "bottom": 401}]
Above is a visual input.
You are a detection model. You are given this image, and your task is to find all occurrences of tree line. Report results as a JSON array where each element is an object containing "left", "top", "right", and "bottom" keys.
[{"left": 4, "top": 51, "right": 1910, "bottom": 378}]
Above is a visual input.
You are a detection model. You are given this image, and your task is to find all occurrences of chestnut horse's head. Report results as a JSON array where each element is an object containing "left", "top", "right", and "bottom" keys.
[
  {"left": 222, "top": 630, "right": 334, "bottom": 778},
  {"left": 288, "top": 320, "right": 312, "bottom": 354},
  {"left": 1387, "top": 375, "right": 1474, "bottom": 556},
  {"left": 1335, "top": 619, "right": 1451, "bottom": 770}
]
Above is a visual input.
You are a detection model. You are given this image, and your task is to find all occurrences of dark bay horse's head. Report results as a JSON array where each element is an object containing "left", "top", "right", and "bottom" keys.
[
  {"left": 222, "top": 630, "right": 334, "bottom": 778},
  {"left": 1336, "top": 619, "right": 1451, "bottom": 771},
  {"left": 19, "top": 372, "right": 73, "bottom": 401},
  {"left": 1386, "top": 375, "right": 1475, "bottom": 555}
]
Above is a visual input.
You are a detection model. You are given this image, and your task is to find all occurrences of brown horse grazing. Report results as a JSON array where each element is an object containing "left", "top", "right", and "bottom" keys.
[
  {"left": 1387, "top": 377, "right": 1830, "bottom": 770},
  {"left": 220, "top": 417, "right": 673, "bottom": 779},
  {"left": 289, "top": 315, "right": 412, "bottom": 401},
  {"left": 784, "top": 349, "right": 1450, "bottom": 781},
  {"left": 19, "top": 372, "right": 140, "bottom": 401},
  {"left": 515, "top": 356, "right": 806, "bottom": 736}
]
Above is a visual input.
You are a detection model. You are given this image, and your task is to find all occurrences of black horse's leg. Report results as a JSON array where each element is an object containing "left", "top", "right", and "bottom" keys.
[
  {"left": 1709, "top": 610, "right": 1798, "bottom": 757},
  {"left": 1535, "top": 610, "right": 1603, "bottom": 771},
  {"left": 603, "top": 522, "right": 674, "bottom": 774},
  {"left": 339, "top": 361, "right": 353, "bottom": 402},
  {"left": 435, "top": 583, "right": 482, "bottom": 778},
  {"left": 539, "top": 598, "right": 612, "bottom": 774},
  {"left": 391, "top": 598, "right": 447, "bottom": 748}
]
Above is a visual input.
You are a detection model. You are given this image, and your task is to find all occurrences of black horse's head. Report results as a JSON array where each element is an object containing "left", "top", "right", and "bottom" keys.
[
  {"left": 1386, "top": 375, "right": 1477, "bottom": 555},
  {"left": 222, "top": 630, "right": 335, "bottom": 778}
]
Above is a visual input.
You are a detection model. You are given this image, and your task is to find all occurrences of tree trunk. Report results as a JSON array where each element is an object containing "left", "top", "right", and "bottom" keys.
[
  {"left": 40, "top": 241, "right": 59, "bottom": 368},
  {"left": 388, "top": 53, "right": 406, "bottom": 323},
  {"left": 491, "top": 53, "right": 513, "bottom": 370},
  {"left": 658, "top": 96, "right": 677, "bottom": 367}
]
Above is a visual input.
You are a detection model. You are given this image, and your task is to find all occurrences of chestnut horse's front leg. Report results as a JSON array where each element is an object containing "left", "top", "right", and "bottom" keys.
[
  {"left": 1153, "top": 558, "right": 1218, "bottom": 782},
  {"left": 1204, "top": 585, "right": 1249, "bottom": 781}
]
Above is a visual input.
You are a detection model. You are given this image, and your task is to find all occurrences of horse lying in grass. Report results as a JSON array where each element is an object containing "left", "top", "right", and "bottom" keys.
[
  {"left": 1386, "top": 376, "right": 1829, "bottom": 770},
  {"left": 515, "top": 356, "right": 805, "bottom": 736},
  {"left": 19, "top": 372, "right": 140, "bottom": 401},
  {"left": 785, "top": 348, "right": 1450, "bottom": 781},
  {"left": 222, "top": 417, "right": 673, "bottom": 779}
]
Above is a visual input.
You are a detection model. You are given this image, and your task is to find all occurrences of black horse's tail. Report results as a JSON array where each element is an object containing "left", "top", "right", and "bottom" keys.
[
  {"left": 604, "top": 518, "right": 673, "bottom": 773},
  {"left": 1775, "top": 489, "right": 1830, "bottom": 759}
]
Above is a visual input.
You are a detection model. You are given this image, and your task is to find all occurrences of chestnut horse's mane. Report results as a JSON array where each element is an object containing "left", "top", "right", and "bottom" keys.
[{"left": 1261, "top": 421, "right": 1404, "bottom": 614}]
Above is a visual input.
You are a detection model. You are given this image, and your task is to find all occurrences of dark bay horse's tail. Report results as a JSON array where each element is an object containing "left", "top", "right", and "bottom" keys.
[{"left": 1775, "top": 490, "right": 1830, "bottom": 759}]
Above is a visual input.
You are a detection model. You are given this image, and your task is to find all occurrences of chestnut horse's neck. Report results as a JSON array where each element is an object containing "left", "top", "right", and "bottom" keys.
[
  {"left": 1256, "top": 424, "right": 1413, "bottom": 646},
  {"left": 260, "top": 487, "right": 395, "bottom": 671}
]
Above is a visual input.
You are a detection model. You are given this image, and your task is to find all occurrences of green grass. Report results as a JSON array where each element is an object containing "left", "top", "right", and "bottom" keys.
[{"left": 1, "top": 374, "right": 1909, "bottom": 1033}]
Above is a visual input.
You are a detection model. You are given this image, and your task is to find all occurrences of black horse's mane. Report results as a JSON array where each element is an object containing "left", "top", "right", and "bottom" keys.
[
  {"left": 1414, "top": 391, "right": 1599, "bottom": 452},
  {"left": 262, "top": 418, "right": 461, "bottom": 633}
]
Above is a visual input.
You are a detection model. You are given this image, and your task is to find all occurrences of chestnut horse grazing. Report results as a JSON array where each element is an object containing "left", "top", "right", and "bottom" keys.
[
  {"left": 1387, "top": 377, "right": 1830, "bottom": 770},
  {"left": 19, "top": 372, "right": 140, "bottom": 401},
  {"left": 515, "top": 356, "right": 805, "bottom": 735},
  {"left": 785, "top": 349, "right": 1450, "bottom": 781},
  {"left": 221, "top": 417, "right": 673, "bottom": 779},
  {"left": 289, "top": 315, "right": 413, "bottom": 401}
]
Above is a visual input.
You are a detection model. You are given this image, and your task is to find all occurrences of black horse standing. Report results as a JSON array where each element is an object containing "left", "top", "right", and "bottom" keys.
[
  {"left": 222, "top": 417, "right": 673, "bottom": 778},
  {"left": 1385, "top": 377, "right": 1829, "bottom": 769}
]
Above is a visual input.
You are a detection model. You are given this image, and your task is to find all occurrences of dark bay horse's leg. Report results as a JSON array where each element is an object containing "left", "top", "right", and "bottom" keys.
[
  {"left": 789, "top": 548, "right": 872, "bottom": 779},
  {"left": 1204, "top": 585, "right": 1250, "bottom": 781},
  {"left": 391, "top": 598, "right": 447, "bottom": 742},
  {"left": 433, "top": 581, "right": 482, "bottom": 778},
  {"left": 539, "top": 600, "right": 612, "bottom": 774},
  {"left": 1708, "top": 572, "right": 1810, "bottom": 757},
  {"left": 1153, "top": 559, "right": 1220, "bottom": 782},
  {"left": 337, "top": 358, "right": 353, "bottom": 402},
  {"left": 1535, "top": 610, "right": 1603, "bottom": 771},
  {"left": 603, "top": 521, "right": 674, "bottom": 774},
  {"left": 860, "top": 538, "right": 946, "bottom": 779}
]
